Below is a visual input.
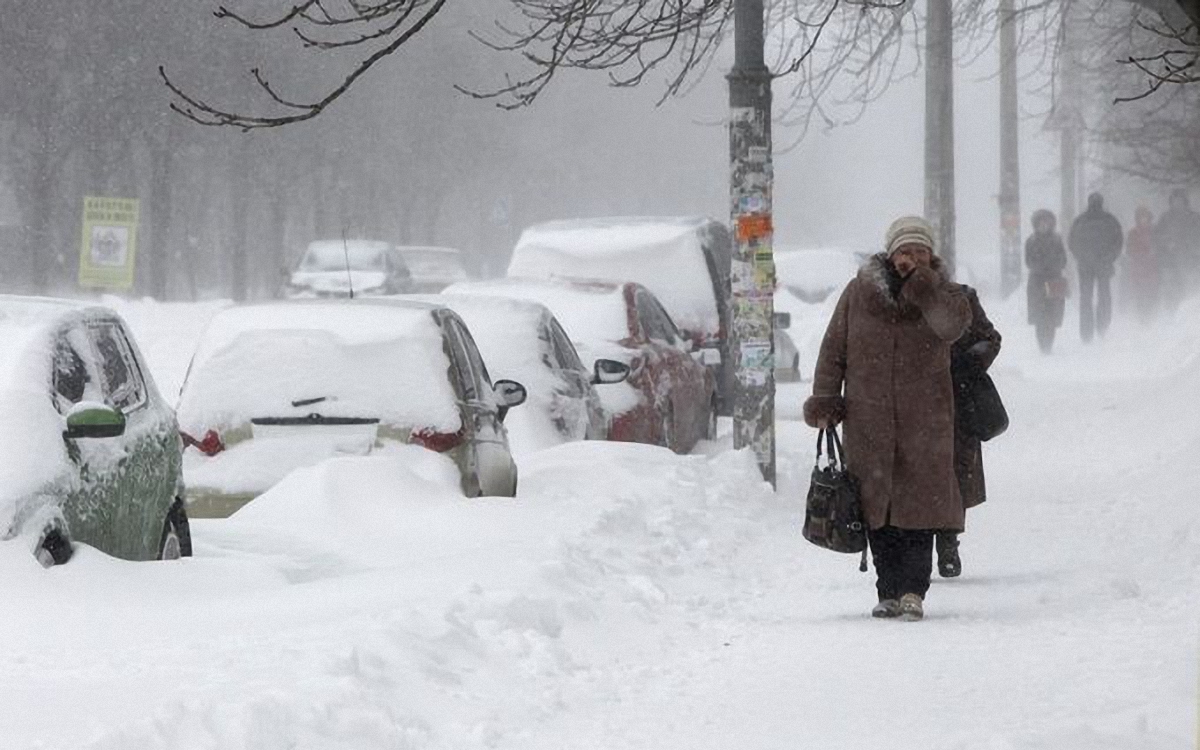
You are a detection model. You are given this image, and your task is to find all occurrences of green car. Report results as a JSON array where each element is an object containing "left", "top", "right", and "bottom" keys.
[{"left": 0, "top": 297, "right": 189, "bottom": 565}]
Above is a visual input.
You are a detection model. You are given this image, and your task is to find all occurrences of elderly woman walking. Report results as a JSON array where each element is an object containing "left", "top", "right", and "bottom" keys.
[{"left": 804, "top": 216, "right": 970, "bottom": 621}]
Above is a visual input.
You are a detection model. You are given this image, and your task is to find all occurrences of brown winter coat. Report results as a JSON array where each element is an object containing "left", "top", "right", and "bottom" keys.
[
  {"left": 951, "top": 286, "right": 1002, "bottom": 513},
  {"left": 804, "top": 254, "right": 971, "bottom": 531}
]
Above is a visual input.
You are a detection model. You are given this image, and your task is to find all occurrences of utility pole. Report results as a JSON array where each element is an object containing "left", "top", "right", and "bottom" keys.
[
  {"left": 728, "top": 0, "right": 776, "bottom": 488},
  {"left": 924, "top": 0, "right": 956, "bottom": 276},
  {"left": 998, "top": 0, "right": 1022, "bottom": 298}
]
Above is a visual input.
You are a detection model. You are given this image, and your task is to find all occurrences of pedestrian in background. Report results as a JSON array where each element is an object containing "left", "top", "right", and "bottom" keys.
[
  {"left": 1025, "top": 209, "right": 1068, "bottom": 354},
  {"left": 1154, "top": 189, "right": 1200, "bottom": 313},
  {"left": 1068, "top": 193, "right": 1123, "bottom": 343},
  {"left": 1123, "top": 206, "right": 1159, "bottom": 324},
  {"left": 936, "top": 285, "right": 1002, "bottom": 578},
  {"left": 805, "top": 216, "right": 970, "bottom": 622}
]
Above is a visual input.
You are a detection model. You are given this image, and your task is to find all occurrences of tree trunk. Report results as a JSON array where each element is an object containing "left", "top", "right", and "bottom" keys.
[
  {"left": 27, "top": 95, "right": 56, "bottom": 293},
  {"left": 998, "top": 0, "right": 1022, "bottom": 298},
  {"left": 228, "top": 138, "right": 251, "bottom": 302},
  {"left": 924, "top": 0, "right": 956, "bottom": 276},
  {"left": 146, "top": 119, "right": 177, "bottom": 300}
]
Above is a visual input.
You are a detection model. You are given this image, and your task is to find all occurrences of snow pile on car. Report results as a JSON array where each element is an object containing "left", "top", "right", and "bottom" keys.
[
  {"left": 0, "top": 300, "right": 109, "bottom": 537},
  {"left": 177, "top": 301, "right": 461, "bottom": 436},
  {"left": 508, "top": 217, "right": 720, "bottom": 337},
  {"left": 447, "top": 278, "right": 630, "bottom": 348}
]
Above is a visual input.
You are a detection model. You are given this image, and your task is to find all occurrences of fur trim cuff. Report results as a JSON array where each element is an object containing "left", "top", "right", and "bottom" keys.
[{"left": 803, "top": 395, "right": 846, "bottom": 428}]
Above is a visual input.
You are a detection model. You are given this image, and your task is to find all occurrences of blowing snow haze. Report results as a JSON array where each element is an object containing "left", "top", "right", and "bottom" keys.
[{"left": 1, "top": 1, "right": 1199, "bottom": 748}]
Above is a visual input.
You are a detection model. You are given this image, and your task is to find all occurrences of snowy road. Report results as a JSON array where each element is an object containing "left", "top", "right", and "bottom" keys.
[{"left": 1, "top": 295, "right": 1196, "bottom": 749}]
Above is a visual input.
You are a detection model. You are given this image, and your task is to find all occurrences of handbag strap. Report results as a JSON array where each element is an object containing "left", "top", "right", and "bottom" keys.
[{"left": 815, "top": 427, "right": 845, "bottom": 470}]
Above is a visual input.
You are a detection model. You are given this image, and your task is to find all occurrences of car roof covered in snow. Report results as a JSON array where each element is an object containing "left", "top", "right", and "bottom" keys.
[
  {"left": 0, "top": 295, "right": 123, "bottom": 384},
  {"left": 445, "top": 278, "right": 631, "bottom": 348},
  {"left": 177, "top": 299, "right": 461, "bottom": 434},
  {"left": 508, "top": 216, "right": 722, "bottom": 336}
]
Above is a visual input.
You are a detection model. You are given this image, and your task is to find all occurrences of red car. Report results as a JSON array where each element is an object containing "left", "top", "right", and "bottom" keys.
[{"left": 447, "top": 277, "right": 717, "bottom": 453}]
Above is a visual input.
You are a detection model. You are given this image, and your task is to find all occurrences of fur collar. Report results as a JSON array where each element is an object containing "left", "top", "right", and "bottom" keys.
[{"left": 856, "top": 253, "right": 951, "bottom": 319}]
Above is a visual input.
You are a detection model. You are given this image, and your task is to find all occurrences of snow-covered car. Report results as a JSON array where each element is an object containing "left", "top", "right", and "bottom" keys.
[
  {"left": 0, "top": 297, "right": 190, "bottom": 566},
  {"left": 773, "top": 312, "right": 802, "bottom": 382},
  {"left": 284, "top": 240, "right": 413, "bottom": 298},
  {"left": 411, "top": 292, "right": 630, "bottom": 454},
  {"left": 447, "top": 277, "right": 716, "bottom": 454},
  {"left": 506, "top": 217, "right": 733, "bottom": 413},
  {"left": 774, "top": 247, "right": 865, "bottom": 303},
  {"left": 177, "top": 300, "right": 527, "bottom": 517},
  {"left": 399, "top": 246, "right": 470, "bottom": 293}
]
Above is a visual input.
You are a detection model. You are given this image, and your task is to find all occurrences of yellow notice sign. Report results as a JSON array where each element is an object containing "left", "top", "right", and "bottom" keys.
[{"left": 79, "top": 196, "right": 139, "bottom": 289}]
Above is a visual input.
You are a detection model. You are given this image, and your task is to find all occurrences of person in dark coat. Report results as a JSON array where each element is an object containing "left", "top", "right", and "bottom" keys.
[
  {"left": 935, "top": 286, "right": 1002, "bottom": 578},
  {"left": 805, "top": 215, "right": 971, "bottom": 622},
  {"left": 1068, "top": 193, "right": 1123, "bottom": 343},
  {"left": 1025, "top": 209, "right": 1068, "bottom": 353},
  {"left": 1153, "top": 189, "right": 1200, "bottom": 313}
]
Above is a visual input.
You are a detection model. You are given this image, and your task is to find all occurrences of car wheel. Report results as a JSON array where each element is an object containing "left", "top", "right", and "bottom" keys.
[
  {"left": 36, "top": 525, "right": 73, "bottom": 567},
  {"left": 158, "top": 498, "right": 193, "bottom": 561}
]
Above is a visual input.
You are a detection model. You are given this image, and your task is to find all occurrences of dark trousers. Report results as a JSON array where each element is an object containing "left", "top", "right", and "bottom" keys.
[
  {"left": 1078, "top": 266, "right": 1113, "bottom": 343},
  {"left": 869, "top": 526, "right": 934, "bottom": 601}
]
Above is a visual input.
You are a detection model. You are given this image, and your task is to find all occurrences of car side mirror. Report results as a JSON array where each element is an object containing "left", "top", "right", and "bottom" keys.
[
  {"left": 773, "top": 312, "right": 792, "bottom": 330},
  {"left": 493, "top": 379, "right": 527, "bottom": 408},
  {"left": 591, "top": 359, "right": 630, "bottom": 385},
  {"left": 63, "top": 402, "right": 125, "bottom": 439},
  {"left": 492, "top": 379, "right": 527, "bottom": 423}
]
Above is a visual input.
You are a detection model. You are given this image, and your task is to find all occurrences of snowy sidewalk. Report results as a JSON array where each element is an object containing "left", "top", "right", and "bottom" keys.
[{"left": 0, "top": 298, "right": 1196, "bottom": 749}]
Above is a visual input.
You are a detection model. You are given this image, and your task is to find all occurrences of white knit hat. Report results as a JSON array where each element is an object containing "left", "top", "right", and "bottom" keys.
[{"left": 884, "top": 216, "right": 935, "bottom": 256}]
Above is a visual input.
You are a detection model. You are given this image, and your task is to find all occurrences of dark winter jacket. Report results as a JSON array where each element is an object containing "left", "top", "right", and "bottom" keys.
[
  {"left": 951, "top": 286, "right": 1001, "bottom": 513},
  {"left": 1068, "top": 195, "right": 1123, "bottom": 275},
  {"left": 1025, "top": 227, "right": 1067, "bottom": 329},
  {"left": 804, "top": 254, "right": 971, "bottom": 532}
]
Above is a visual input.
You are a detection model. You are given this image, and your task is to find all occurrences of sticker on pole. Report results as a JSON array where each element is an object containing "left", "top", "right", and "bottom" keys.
[
  {"left": 79, "top": 196, "right": 139, "bottom": 290},
  {"left": 736, "top": 214, "right": 773, "bottom": 242}
]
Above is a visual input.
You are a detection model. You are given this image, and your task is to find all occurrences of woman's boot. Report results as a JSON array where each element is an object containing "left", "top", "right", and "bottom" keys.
[{"left": 936, "top": 532, "right": 961, "bottom": 578}]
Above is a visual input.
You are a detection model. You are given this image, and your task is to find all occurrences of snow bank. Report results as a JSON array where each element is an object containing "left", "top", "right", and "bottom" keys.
[{"left": 508, "top": 217, "right": 720, "bottom": 337}]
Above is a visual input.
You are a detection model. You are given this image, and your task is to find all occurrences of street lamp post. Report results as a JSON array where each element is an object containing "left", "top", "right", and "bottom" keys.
[{"left": 727, "top": 0, "right": 776, "bottom": 488}]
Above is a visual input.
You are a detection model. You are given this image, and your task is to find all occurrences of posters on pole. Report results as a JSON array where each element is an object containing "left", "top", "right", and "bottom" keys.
[{"left": 79, "top": 196, "right": 139, "bottom": 290}]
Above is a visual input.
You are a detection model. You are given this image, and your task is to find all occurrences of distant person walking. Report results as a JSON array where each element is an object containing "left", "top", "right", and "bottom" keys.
[
  {"left": 1068, "top": 193, "right": 1123, "bottom": 343},
  {"left": 805, "top": 216, "right": 970, "bottom": 622},
  {"left": 936, "top": 285, "right": 1002, "bottom": 578},
  {"left": 1153, "top": 189, "right": 1200, "bottom": 313},
  {"left": 1124, "top": 207, "right": 1160, "bottom": 323},
  {"left": 1025, "top": 209, "right": 1068, "bottom": 354}
]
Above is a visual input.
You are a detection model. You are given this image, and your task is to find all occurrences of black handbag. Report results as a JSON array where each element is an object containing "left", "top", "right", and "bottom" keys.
[
  {"left": 956, "top": 371, "right": 1009, "bottom": 442},
  {"left": 802, "top": 428, "right": 868, "bottom": 558}
]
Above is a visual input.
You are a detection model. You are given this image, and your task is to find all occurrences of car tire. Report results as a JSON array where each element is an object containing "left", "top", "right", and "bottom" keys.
[
  {"left": 36, "top": 525, "right": 73, "bottom": 567},
  {"left": 705, "top": 398, "right": 718, "bottom": 440},
  {"left": 158, "top": 498, "right": 193, "bottom": 561}
]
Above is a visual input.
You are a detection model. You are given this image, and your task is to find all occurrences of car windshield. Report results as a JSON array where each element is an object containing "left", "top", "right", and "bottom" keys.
[{"left": 300, "top": 243, "right": 388, "bottom": 272}]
